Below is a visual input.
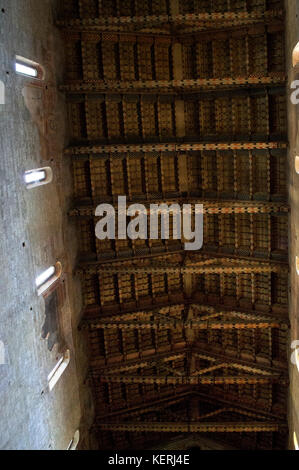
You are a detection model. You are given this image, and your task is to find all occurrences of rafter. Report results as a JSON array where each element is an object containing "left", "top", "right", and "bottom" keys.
[
  {"left": 192, "top": 391, "right": 286, "bottom": 421},
  {"left": 191, "top": 348, "right": 287, "bottom": 374},
  {"left": 96, "top": 391, "right": 192, "bottom": 421}
]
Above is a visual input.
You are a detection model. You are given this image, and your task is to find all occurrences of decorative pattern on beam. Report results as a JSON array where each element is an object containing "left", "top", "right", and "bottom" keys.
[
  {"left": 57, "top": 10, "right": 284, "bottom": 32},
  {"left": 70, "top": 200, "right": 289, "bottom": 217},
  {"left": 98, "top": 375, "right": 283, "bottom": 385},
  {"left": 97, "top": 421, "right": 286, "bottom": 433},
  {"left": 85, "top": 318, "right": 284, "bottom": 331},
  {"left": 66, "top": 141, "right": 287, "bottom": 155},
  {"left": 61, "top": 74, "right": 286, "bottom": 94},
  {"left": 78, "top": 257, "right": 288, "bottom": 275}
]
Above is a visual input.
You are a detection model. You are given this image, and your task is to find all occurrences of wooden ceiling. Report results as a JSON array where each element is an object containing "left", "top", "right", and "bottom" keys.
[{"left": 58, "top": 0, "right": 289, "bottom": 450}]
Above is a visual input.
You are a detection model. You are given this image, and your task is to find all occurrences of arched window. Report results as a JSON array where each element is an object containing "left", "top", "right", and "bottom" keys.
[
  {"left": 15, "top": 56, "right": 44, "bottom": 80},
  {"left": 294, "top": 432, "right": 299, "bottom": 450},
  {"left": 67, "top": 430, "right": 80, "bottom": 450},
  {"left": 48, "top": 350, "right": 70, "bottom": 392},
  {"left": 293, "top": 42, "right": 299, "bottom": 67},
  {"left": 24, "top": 167, "right": 53, "bottom": 189},
  {"left": 35, "top": 262, "right": 62, "bottom": 296}
]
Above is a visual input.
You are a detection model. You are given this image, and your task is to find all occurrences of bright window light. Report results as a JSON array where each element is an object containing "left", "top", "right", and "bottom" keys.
[
  {"left": 295, "top": 348, "right": 299, "bottom": 373},
  {"left": 48, "top": 356, "right": 64, "bottom": 383},
  {"left": 35, "top": 266, "right": 55, "bottom": 288},
  {"left": 15, "top": 62, "right": 38, "bottom": 77},
  {"left": 48, "top": 350, "right": 70, "bottom": 392},
  {"left": 36, "top": 262, "right": 62, "bottom": 296},
  {"left": 24, "top": 170, "right": 46, "bottom": 185},
  {"left": 294, "top": 432, "right": 299, "bottom": 450},
  {"left": 293, "top": 42, "right": 299, "bottom": 67},
  {"left": 67, "top": 430, "right": 80, "bottom": 450},
  {"left": 24, "top": 167, "right": 53, "bottom": 189}
]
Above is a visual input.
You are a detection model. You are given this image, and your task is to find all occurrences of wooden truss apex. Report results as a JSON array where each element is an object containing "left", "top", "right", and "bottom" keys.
[
  {"left": 95, "top": 399, "right": 288, "bottom": 430},
  {"left": 90, "top": 347, "right": 286, "bottom": 379},
  {"left": 94, "top": 389, "right": 285, "bottom": 423},
  {"left": 82, "top": 302, "right": 288, "bottom": 331}
]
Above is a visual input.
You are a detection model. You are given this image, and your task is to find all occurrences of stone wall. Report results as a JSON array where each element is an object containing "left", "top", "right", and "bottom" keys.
[{"left": 0, "top": 0, "right": 92, "bottom": 450}]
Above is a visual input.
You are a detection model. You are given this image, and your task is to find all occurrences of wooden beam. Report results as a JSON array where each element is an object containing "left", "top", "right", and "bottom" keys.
[
  {"left": 86, "top": 318, "right": 283, "bottom": 331},
  {"left": 78, "top": 257, "right": 288, "bottom": 275},
  {"left": 70, "top": 199, "right": 289, "bottom": 217},
  {"left": 99, "top": 375, "right": 283, "bottom": 385},
  {"left": 66, "top": 141, "right": 287, "bottom": 156},
  {"left": 60, "top": 75, "right": 286, "bottom": 94},
  {"left": 57, "top": 10, "right": 284, "bottom": 32},
  {"left": 97, "top": 421, "right": 286, "bottom": 432},
  {"left": 192, "top": 391, "right": 286, "bottom": 421}
]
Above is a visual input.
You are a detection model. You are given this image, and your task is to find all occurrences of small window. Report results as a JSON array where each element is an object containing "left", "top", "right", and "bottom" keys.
[
  {"left": 293, "top": 42, "right": 299, "bottom": 67},
  {"left": 24, "top": 167, "right": 53, "bottom": 189},
  {"left": 295, "top": 348, "right": 299, "bottom": 373},
  {"left": 15, "top": 62, "right": 37, "bottom": 77},
  {"left": 15, "top": 56, "right": 44, "bottom": 80},
  {"left": 296, "top": 257, "right": 299, "bottom": 276},
  {"left": 0, "top": 340, "right": 5, "bottom": 365},
  {"left": 25, "top": 169, "right": 46, "bottom": 184},
  {"left": 36, "top": 266, "right": 55, "bottom": 288},
  {"left": 67, "top": 430, "right": 80, "bottom": 450},
  {"left": 294, "top": 432, "right": 299, "bottom": 450},
  {"left": 295, "top": 157, "right": 299, "bottom": 174},
  {"left": 0, "top": 80, "right": 5, "bottom": 105},
  {"left": 48, "top": 350, "right": 70, "bottom": 392},
  {"left": 35, "top": 262, "right": 62, "bottom": 296}
]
